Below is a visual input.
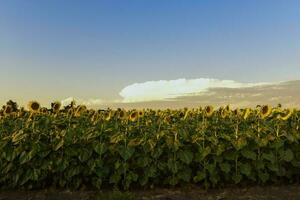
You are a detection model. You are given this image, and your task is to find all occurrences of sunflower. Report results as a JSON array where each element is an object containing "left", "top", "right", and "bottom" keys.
[
  {"left": 118, "top": 109, "right": 127, "bottom": 120},
  {"left": 51, "top": 101, "right": 61, "bottom": 113},
  {"left": 17, "top": 107, "right": 26, "bottom": 117},
  {"left": 233, "top": 108, "right": 241, "bottom": 116},
  {"left": 74, "top": 105, "right": 87, "bottom": 117},
  {"left": 243, "top": 108, "right": 251, "bottom": 120},
  {"left": 138, "top": 110, "right": 144, "bottom": 118},
  {"left": 104, "top": 111, "right": 111, "bottom": 121},
  {"left": 40, "top": 107, "right": 48, "bottom": 114},
  {"left": 260, "top": 105, "right": 272, "bottom": 119},
  {"left": 4, "top": 105, "right": 12, "bottom": 115},
  {"left": 183, "top": 109, "right": 190, "bottom": 120},
  {"left": 129, "top": 111, "right": 138, "bottom": 122},
  {"left": 225, "top": 105, "right": 231, "bottom": 112},
  {"left": 220, "top": 108, "right": 228, "bottom": 119},
  {"left": 277, "top": 108, "right": 294, "bottom": 121},
  {"left": 204, "top": 105, "right": 214, "bottom": 117},
  {"left": 6, "top": 100, "right": 18, "bottom": 112},
  {"left": 28, "top": 101, "right": 40, "bottom": 112}
]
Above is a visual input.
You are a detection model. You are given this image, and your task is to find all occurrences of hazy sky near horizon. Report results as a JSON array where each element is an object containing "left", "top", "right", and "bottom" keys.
[{"left": 1, "top": 0, "right": 300, "bottom": 107}]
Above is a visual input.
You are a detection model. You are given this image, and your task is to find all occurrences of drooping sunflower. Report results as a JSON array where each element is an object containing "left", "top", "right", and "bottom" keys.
[
  {"left": 220, "top": 107, "right": 228, "bottom": 119},
  {"left": 243, "top": 108, "right": 251, "bottom": 120},
  {"left": 17, "top": 107, "right": 26, "bottom": 117},
  {"left": 225, "top": 105, "right": 231, "bottom": 112},
  {"left": 4, "top": 105, "right": 13, "bottom": 115},
  {"left": 40, "top": 107, "right": 48, "bottom": 114},
  {"left": 277, "top": 108, "right": 294, "bottom": 121},
  {"left": 51, "top": 101, "right": 61, "bottom": 113},
  {"left": 74, "top": 105, "right": 87, "bottom": 117},
  {"left": 233, "top": 108, "right": 241, "bottom": 116},
  {"left": 260, "top": 105, "right": 272, "bottom": 119},
  {"left": 129, "top": 111, "right": 138, "bottom": 122},
  {"left": 183, "top": 109, "right": 190, "bottom": 120},
  {"left": 118, "top": 109, "right": 127, "bottom": 120},
  {"left": 104, "top": 110, "right": 112, "bottom": 121},
  {"left": 27, "top": 101, "right": 40, "bottom": 112},
  {"left": 204, "top": 105, "right": 214, "bottom": 117}
]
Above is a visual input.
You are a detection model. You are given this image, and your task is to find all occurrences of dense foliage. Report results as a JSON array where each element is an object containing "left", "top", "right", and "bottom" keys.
[{"left": 0, "top": 100, "right": 300, "bottom": 190}]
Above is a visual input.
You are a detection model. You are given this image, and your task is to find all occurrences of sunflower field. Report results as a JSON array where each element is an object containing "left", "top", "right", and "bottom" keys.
[{"left": 0, "top": 100, "right": 300, "bottom": 190}]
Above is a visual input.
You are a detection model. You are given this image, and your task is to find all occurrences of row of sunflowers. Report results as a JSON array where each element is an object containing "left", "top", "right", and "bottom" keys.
[{"left": 0, "top": 100, "right": 299, "bottom": 189}]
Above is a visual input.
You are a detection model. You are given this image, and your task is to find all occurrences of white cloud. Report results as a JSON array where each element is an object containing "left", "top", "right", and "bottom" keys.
[{"left": 119, "top": 78, "right": 270, "bottom": 103}]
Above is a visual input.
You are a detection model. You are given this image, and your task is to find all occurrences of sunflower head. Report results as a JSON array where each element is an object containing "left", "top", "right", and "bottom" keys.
[
  {"left": 28, "top": 101, "right": 40, "bottom": 112},
  {"left": 260, "top": 105, "right": 272, "bottom": 119},
  {"left": 220, "top": 108, "right": 228, "bottom": 119},
  {"left": 40, "top": 107, "right": 48, "bottom": 114},
  {"left": 118, "top": 109, "right": 127, "bottom": 120},
  {"left": 51, "top": 101, "right": 61, "bottom": 113},
  {"left": 277, "top": 108, "right": 294, "bottom": 121},
  {"left": 204, "top": 105, "right": 214, "bottom": 117},
  {"left": 6, "top": 100, "right": 18, "bottom": 112},
  {"left": 129, "top": 111, "right": 138, "bottom": 122},
  {"left": 104, "top": 111, "right": 112, "bottom": 121},
  {"left": 233, "top": 108, "right": 241, "bottom": 116},
  {"left": 74, "top": 105, "right": 87, "bottom": 117},
  {"left": 243, "top": 108, "right": 251, "bottom": 120},
  {"left": 225, "top": 105, "right": 231, "bottom": 112},
  {"left": 4, "top": 105, "right": 13, "bottom": 115},
  {"left": 138, "top": 110, "right": 144, "bottom": 118}
]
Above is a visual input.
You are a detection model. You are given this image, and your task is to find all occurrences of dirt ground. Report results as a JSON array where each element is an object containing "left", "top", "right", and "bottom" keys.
[{"left": 1, "top": 184, "right": 300, "bottom": 200}]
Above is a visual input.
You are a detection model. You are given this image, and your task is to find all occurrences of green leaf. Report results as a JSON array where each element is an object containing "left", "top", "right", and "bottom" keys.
[
  {"left": 280, "top": 149, "right": 294, "bottom": 162},
  {"left": 193, "top": 171, "right": 206, "bottom": 183},
  {"left": 19, "top": 150, "right": 35, "bottom": 164},
  {"left": 232, "top": 174, "right": 242, "bottom": 184},
  {"left": 178, "top": 168, "right": 192, "bottom": 182},
  {"left": 78, "top": 148, "right": 92, "bottom": 162},
  {"left": 219, "top": 162, "right": 231, "bottom": 173},
  {"left": 178, "top": 149, "right": 193, "bottom": 164},
  {"left": 241, "top": 149, "right": 256, "bottom": 160},
  {"left": 240, "top": 163, "right": 252, "bottom": 177},
  {"left": 93, "top": 143, "right": 107, "bottom": 156},
  {"left": 258, "top": 171, "right": 269, "bottom": 183},
  {"left": 53, "top": 139, "right": 64, "bottom": 151},
  {"left": 109, "top": 173, "right": 121, "bottom": 184},
  {"left": 262, "top": 152, "right": 275, "bottom": 163},
  {"left": 118, "top": 147, "right": 135, "bottom": 161}
]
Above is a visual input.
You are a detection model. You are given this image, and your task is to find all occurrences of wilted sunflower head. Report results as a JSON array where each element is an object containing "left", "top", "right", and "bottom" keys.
[
  {"left": 277, "top": 108, "right": 294, "bottom": 121},
  {"left": 6, "top": 100, "right": 18, "bottom": 112},
  {"left": 4, "top": 105, "right": 13, "bottom": 115},
  {"left": 51, "top": 101, "right": 61, "bottom": 113},
  {"left": 28, "top": 101, "right": 40, "bottom": 112},
  {"left": 129, "top": 111, "right": 138, "bottom": 122},
  {"left": 260, "top": 105, "right": 272, "bottom": 119},
  {"left": 204, "top": 105, "right": 214, "bottom": 117},
  {"left": 243, "top": 108, "right": 251, "bottom": 120},
  {"left": 104, "top": 111, "right": 111, "bottom": 121},
  {"left": 74, "top": 105, "right": 87, "bottom": 116},
  {"left": 233, "top": 108, "right": 241, "bottom": 116},
  {"left": 225, "top": 105, "right": 231, "bottom": 112},
  {"left": 118, "top": 109, "right": 127, "bottom": 120},
  {"left": 220, "top": 108, "right": 228, "bottom": 119}
]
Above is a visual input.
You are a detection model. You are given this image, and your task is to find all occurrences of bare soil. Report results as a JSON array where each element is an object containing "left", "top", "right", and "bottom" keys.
[{"left": 1, "top": 184, "right": 300, "bottom": 200}]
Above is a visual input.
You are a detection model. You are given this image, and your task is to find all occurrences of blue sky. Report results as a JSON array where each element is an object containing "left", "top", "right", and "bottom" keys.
[{"left": 1, "top": 0, "right": 300, "bottom": 107}]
